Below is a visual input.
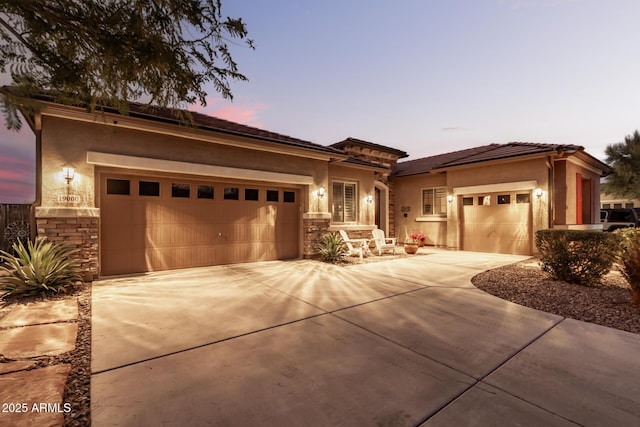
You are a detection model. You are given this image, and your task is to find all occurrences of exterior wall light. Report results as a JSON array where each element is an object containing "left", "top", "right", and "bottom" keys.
[
  {"left": 534, "top": 188, "right": 543, "bottom": 198},
  {"left": 314, "top": 186, "right": 325, "bottom": 198},
  {"left": 447, "top": 195, "right": 454, "bottom": 203},
  {"left": 366, "top": 194, "right": 374, "bottom": 204},
  {"left": 62, "top": 165, "right": 75, "bottom": 184}
]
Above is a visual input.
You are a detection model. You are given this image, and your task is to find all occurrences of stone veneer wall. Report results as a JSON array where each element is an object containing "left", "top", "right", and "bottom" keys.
[
  {"left": 343, "top": 229, "right": 374, "bottom": 239},
  {"left": 388, "top": 180, "right": 396, "bottom": 237},
  {"left": 35, "top": 208, "right": 99, "bottom": 281},
  {"left": 303, "top": 216, "right": 331, "bottom": 259}
]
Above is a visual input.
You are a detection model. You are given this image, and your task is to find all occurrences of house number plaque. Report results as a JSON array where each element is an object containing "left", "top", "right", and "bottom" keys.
[{"left": 57, "top": 194, "right": 81, "bottom": 203}]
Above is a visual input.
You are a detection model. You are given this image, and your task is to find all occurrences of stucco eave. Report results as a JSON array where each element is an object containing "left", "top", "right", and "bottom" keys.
[
  {"left": 39, "top": 103, "right": 346, "bottom": 162},
  {"left": 332, "top": 159, "right": 389, "bottom": 173},
  {"left": 430, "top": 152, "right": 552, "bottom": 173}
]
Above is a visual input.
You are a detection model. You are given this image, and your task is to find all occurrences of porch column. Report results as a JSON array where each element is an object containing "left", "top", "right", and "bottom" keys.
[
  {"left": 302, "top": 213, "right": 331, "bottom": 258},
  {"left": 35, "top": 207, "right": 100, "bottom": 281}
]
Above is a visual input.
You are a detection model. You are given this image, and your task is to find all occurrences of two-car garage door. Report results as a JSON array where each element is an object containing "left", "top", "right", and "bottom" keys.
[{"left": 100, "top": 173, "right": 300, "bottom": 276}]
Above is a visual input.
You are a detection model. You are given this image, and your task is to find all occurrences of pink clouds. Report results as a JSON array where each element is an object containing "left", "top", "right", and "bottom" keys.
[
  {"left": 188, "top": 96, "right": 269, "bottom": 128},
  {"left": 0, "top": 126, "right": 35, "bottom": 203}
]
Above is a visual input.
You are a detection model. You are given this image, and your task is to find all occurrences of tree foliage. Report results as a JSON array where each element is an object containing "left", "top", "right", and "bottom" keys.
[
  {"left": 0, "top": 0, "right": 253, "bottom": 130},
  {"left": 602, "top": 130, "right": 640, "bottom": 199}
]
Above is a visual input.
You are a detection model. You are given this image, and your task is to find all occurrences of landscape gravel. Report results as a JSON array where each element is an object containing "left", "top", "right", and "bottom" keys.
[{"left": 472, "top": 258, "right": 640, "bottom": 335}]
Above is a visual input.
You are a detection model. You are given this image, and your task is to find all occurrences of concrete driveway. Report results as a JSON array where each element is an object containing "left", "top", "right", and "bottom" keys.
[{"left": 91, "top": 250, "right": 640, "bottom": 426}]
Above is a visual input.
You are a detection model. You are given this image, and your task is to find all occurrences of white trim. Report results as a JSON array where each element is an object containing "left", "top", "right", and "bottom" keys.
[
  {"left": 374, "top": 181, "right": 389, "bottom": 192},
  {"left": 303, "top": 212, "right": 331, "bottom": 220},
  {"left": 453, "top": 180, "right": 538, "bottom": 195},
  {"left": 87, "top": 151, "right": 314, "bottom": 185},
  {"left": 421, "top": 186, "right": 447, "bottom": 216},
  {"left": 415, "top": 216, "right": 446, "bottom": 222}
]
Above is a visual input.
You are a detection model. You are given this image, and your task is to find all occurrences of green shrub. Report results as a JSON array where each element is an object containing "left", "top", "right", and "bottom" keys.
[
  {"left": 614, "top": 227, "right": 640, "bottom": 305},
  {"left": 0, "top": 237, "right": 83, "bottom": 298},
  {"left": 317, "top": 233, "right": 348, "bottom": 263},
  {"left": 535, "top": 229, "right": 619, "bottom": 285}
]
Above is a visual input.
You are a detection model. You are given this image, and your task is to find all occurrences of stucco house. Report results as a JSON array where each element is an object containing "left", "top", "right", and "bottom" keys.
[
  {"left": 394, "top": 143, "right": 610, "bottom": 255},
  {"left": 16, "top": 94, "right": 609, "bottom": 279}
]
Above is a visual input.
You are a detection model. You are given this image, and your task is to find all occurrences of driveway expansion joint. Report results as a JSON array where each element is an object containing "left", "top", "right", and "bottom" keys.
[{"left": 416, "top": 317, "right": 573, "bottom": 425}]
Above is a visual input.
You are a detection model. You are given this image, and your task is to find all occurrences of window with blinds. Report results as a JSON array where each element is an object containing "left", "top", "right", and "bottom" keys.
[
  {"left": 332, "top": 181, "right": 357, "bottom": 222},
  {"left": 422, "top": 187, "right": 447, "bottom": 215}
]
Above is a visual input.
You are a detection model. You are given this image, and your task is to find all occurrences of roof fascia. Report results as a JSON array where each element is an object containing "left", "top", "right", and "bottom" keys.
[
  {"left": 394, "top": 169, "right": 440, "bottom": 178},
  {"left": 561, "top": 153, "right": 610, "bottom": 176},
  {"left": 330, "top": 158, "right": 389, "bottom": 172},
  {"left": 40, "top": 102, "right": 347, "bottom": 162}
]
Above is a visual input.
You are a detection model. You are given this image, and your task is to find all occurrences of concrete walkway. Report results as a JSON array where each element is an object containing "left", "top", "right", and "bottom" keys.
[
  {"left": 91, "top": 249, "right": 640, "bottom": 426},
  {"left": 0, "top": 299, "right": 78, "bottom": 427}
]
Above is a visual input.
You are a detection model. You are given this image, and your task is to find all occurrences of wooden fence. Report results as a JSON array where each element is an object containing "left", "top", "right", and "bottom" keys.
[{"left": 0, "top": 204, "right": 31, "bottom": 254}]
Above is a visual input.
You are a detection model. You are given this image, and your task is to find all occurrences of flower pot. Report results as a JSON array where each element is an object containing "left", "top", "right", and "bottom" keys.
[
  {"left": 417, "top": 240, "right": 426, "bottom": 247},
  {"left": 404, "top": 244, "right": 418, "bottom": 254}
]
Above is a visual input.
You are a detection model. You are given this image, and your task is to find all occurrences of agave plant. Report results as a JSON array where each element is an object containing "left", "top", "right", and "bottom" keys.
[
  {"left": 317, "top": 233, "right": 347, "bottom": 263},
  {"left": 0, "top": 237, "right": 83, "bottom": 298}
]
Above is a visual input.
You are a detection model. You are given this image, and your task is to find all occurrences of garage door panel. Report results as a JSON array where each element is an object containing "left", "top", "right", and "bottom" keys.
[{"left": 101, "top": 174, "right": 300, "bottom": 275}]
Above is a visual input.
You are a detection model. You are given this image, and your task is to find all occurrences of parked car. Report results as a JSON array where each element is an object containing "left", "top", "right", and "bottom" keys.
[{"left": 600, "top": 208, "right": 640, "bottom": 232}]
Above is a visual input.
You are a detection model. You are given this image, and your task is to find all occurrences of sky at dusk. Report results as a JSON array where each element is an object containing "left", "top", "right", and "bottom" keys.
[{"left": 2, "top": 0, "right": 640, "bottom": 202}]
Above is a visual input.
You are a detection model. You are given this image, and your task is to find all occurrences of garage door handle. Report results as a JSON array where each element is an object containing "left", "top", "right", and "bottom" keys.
[{"left": 217, "top": 232, "right": 223, "bottom": 238}]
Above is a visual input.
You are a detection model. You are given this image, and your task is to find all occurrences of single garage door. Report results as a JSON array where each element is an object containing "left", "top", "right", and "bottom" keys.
[
  {"left": 461, "top": 191, "right": 532, "bottom": 255},
  {"left": 100, "top": 173, "right": 300, "bottom": 275}
]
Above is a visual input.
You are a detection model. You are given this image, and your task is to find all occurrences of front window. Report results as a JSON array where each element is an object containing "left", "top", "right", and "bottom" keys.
[
  {"left": 422, "top": 187, "right": 447, "bottom": 215},
  {"left": 332, "top": 181, "right": 357, "bottom": 222}
]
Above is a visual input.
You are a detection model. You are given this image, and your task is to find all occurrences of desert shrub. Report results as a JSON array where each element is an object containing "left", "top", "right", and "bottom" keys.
[
  {"left": 614, "top": 227, "right": 640, "bottom": 305},
  {"left": 317, "top": 233, "right": 347, "bottom": 263},
  {"left": 0, "top": 237, "right": 83, "bottom": 298},
  {"left": 535, "top": 229, "right": 619, "bottom": 285}
]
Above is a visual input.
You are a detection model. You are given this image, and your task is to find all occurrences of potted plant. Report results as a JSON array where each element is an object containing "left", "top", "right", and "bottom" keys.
[
  {"left": 404, "top": 232, "right": 425, "bottom": 254},
  {"left": 411, "top": 232, "right": 427, "bottom": 247}
]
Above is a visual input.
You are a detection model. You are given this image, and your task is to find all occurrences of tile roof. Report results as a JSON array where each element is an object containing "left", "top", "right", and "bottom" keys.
[
  {"left": 331, "top": 137, "right": 409, "bottom": 158},
  {"left": 395, "top": 144, "right": 499, "bottom": 176},
  {"left": 19, "top": 89, "right": 345, "bottom": 156},
  {"left": 123, "top": 103, "right": 346, "bottom": 156},
  {"left": 395, "top": 142, "right": 586, "bottom": 177}
]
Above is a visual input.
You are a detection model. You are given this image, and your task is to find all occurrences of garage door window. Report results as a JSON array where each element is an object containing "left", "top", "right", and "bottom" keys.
[
  {"left": 516, "top": 193, "right": 530, "bottom": 204},
  {"left": 139, "top": 181, "right": 160, "bottom": 197},
  {"left": 267, "top": 190, "right": 279, "bottom": 202},
  {"left": 224, "top": 187, "right": 239, "bottom": 200},
  {"left": 497, "top": 195, "right": 511, "bottom": 205},
  {"left": 462, "top": 197, "right": 474, "bottom": 206},
  {"left": 422, "top": 187, "right": 446, "bottom": 215},
  {"left": 107, "top": 179, "right": 130, "bottom": 195},
  {"left": 172, "top": 183, "right": 190, "bottom": 198},
  {"left": 197, "top": 185, "right": 214, "bottom": 199},
  {"left": 245, "top": 188, "right": 259, "bottom": 201},
  {"left": 284, "top": 191, "right": 295, "bottom": 203}
]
